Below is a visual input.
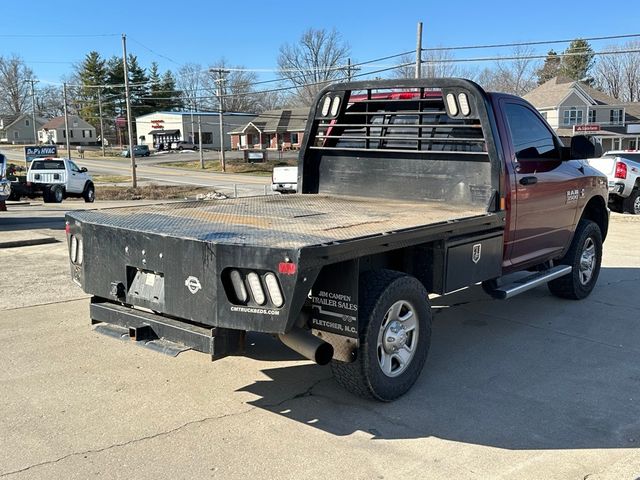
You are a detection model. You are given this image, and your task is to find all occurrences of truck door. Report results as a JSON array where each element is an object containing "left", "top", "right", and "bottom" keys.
[
  {"left": 501, "top": 101, "right": 580, "bottom": 266},
  {"left": 67, "top": 160, "right": 85, "bottom": 193}
]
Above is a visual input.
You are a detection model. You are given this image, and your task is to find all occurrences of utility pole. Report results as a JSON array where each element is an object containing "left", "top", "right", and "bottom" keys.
[
  {"left": 97, "top": 89, "right": 106, "bottom": 157},
  {"left": 122, "top": 33, "right": 137, "bottom": 188},
  {"left": 347, "top": 58, "right": 352, "bottom": 81},
  {"left": 198, "top": 114, "right": 204, "bottom": 169},
  {"left": 63, "top": 83, "right": 71, "bottom": 159},
  {"left": 213, "top": 68, "right": 230, "bottom": 172},
  {"left": 29, "top": 80, "right": 38, "bottom": 144},
  {"left": 415, "top": 21, "right": 423, "bottom": 79}
]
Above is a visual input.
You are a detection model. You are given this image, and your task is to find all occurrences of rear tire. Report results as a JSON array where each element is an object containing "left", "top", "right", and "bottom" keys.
[
  {"left": 331, "top": 270, "right": 431, "bottom": 401},
  {"left": 50, "top": 185, "right": 64, "bottom": 203},
  {"left": 622, "top": 188, "right": 640, "bottom": 214},
  {"left": 548, "top": 219, "right": 602, "bottom": 300}
]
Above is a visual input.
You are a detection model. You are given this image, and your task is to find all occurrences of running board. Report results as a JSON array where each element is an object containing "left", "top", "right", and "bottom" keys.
[{"left": 493, "top": 265, "right": 572, "bottom": 299}]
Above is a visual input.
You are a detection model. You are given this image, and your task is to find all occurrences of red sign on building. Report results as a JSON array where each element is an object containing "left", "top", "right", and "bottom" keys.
[
  {"left": 573, "top": 124, "right": 600, "bottom": 133},
  {"left": 151, "top": 119, "right": 165, "bottom": 130}
]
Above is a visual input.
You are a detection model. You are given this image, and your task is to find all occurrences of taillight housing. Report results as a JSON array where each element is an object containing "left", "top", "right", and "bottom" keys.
[{"left": 615, "top": 161, "right": 627, "bottom": 179}]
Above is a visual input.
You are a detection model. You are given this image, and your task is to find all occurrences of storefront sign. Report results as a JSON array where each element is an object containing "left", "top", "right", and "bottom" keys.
[
  {"left": 24, "top": 145, "right": 57, "bottom": 162},
  {"left": 573, "top": 124, "right": 600, "bottom": 133},
  {"left": 151, "top": 119, "right": 165, "bottom": 130}
]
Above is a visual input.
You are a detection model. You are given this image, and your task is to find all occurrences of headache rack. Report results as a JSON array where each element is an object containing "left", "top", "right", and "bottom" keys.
[{"left": 299, "top": 78, "right": 502, "bottom": 208}]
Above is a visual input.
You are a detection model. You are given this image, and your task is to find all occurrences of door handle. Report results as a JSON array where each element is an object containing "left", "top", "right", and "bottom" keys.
[{"left": 519, "top": 176, "right": 538, "bottom": 186}]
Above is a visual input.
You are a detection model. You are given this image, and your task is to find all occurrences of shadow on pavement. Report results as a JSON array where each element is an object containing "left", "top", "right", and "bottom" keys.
[
  {"left": 238, "top": 266, "right": 640, "bottom": 449},
  {"left": 0, "top": 216, "right": 65, "bottom": 231}
]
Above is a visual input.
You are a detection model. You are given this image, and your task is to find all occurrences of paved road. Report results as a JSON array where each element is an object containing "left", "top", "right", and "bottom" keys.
[
  {"left": 1, "top": 213, "right": 639, "bottom": 479},
  {"left": 0, "top": 148, "right": 275, "bottom": 197}
]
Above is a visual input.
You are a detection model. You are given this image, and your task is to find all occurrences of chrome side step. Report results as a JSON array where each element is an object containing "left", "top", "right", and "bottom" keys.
[{"left": 493, "top": 265, "right": 572, "bottom": 299}]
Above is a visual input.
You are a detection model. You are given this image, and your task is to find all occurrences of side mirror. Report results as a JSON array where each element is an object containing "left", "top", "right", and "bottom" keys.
[
  {"left": 570, "top": 135, "right": 597, "bottom": 159},
  {"left": 80, "top": 167, "right": 88, "bottom": 173}
]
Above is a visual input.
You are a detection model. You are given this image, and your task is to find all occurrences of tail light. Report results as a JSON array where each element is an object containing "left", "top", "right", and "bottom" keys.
[{"left": 615, "top": 161, "right": 627, "bottom": 179}]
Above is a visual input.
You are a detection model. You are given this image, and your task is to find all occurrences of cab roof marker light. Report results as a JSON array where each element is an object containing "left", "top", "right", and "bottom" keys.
[
  {"left": 330, "top": 96, "right": 341, "bottom": 117},
  {"left": 230, "top": 270, "right": 247, "bottom": 303},
  {"left": 446, "top": 93, "right": 458, "bottom": 116},
  {"left": 458, "top": 93, "right": 471, "bottom": 116},
  {"left": 264, "top": 273, "right": 284, "bottom": 308},
  {"left": 247, "top": 272, "right": 266, "bottom": 305},
  {"left": 321, "top": 96, "right": 332, "bottom": 116}
]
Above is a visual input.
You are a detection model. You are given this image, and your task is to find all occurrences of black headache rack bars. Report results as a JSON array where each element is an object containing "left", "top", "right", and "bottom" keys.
[{"left": 299, "top": 78, "right": 504, "bottom": 207}]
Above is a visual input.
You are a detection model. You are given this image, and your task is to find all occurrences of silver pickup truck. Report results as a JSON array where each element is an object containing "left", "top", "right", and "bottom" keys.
[{"left": 588, "top": 150, "right": 640, "bottom": 214}]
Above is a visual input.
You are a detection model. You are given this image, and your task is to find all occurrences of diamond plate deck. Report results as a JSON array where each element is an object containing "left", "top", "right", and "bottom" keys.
[{"left": 68, "top": 194, "right": 489, "bottom": 249}]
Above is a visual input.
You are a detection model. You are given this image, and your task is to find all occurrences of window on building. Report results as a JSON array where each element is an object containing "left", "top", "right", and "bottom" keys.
[
  {"left": 540, "top": 112, "right": 547, "bottom": 120},
  {"left": 563, "top": 107, "right": 583, "bottom": 126},
  {"left": 588, "top": 109, "right": 596, "bottom": 123},
  {"left": 89, "top": 130, "right": 93, "bottom": 138},
  {"left": 82, "top": 130, "right": 86, "bottom": 138},
  {"left": 63, "top": 130, "right": 66, "bottom": 138},
  {"left": 202, "top": 132, "right": 213, "bottom": 144},
  {"left": 14, "top": 131, "right": 19, "bottom": 139},
  {"left": 290, "top": 132, "right": 299, "bottom": 144},
  {"left": 610, "top": 109, "right": 624, "bottom": 125},
  {"left": 25, "top": 119, "right": 30, "bottom": 126},
  {"left": 70, "top": 130, "right": 74, "bottom": 138},
  {"left": 505, "top": 103, "right": 560, "bottom": 160}
]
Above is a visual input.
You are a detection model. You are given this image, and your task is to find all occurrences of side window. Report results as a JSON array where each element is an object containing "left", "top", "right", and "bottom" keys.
[
  {"left": 504, "top": 103, "right": 561, "bottom": 161},
  {"left": 68, "top": 161, "right": 80, "bottom": 172}
]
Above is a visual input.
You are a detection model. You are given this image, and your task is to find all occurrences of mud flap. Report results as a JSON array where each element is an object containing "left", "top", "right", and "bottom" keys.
[{"left": 310, "top": 259, "right": 359, "bottom": 362}]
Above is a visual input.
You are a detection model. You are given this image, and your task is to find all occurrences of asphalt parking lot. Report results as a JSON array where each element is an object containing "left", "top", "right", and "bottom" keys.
[{"left": 1, "top": 203, "right": 639, "bottom": 479}]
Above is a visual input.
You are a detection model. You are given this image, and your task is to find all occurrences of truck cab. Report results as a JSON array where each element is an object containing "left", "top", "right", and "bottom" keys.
[{"left": 13, "top": 157, "right": 95, "bottom": 203}]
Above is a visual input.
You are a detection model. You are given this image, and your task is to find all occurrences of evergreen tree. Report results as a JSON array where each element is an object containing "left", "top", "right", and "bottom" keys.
[
  {"left": 75, "top": 51, "right": 107, "bottom": 126},
  {"left": 561, "top": 39, "right": 595, "bottom": 82},
  {"left": 159, "top": 70, "right": 182, "bottom": 111},
  {"left": 536, "top": 50, "right": 561, "bottom": 85}
]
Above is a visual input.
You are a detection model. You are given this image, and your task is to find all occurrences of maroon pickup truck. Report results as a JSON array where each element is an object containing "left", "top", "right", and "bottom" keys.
[{"left": 66, "top": 78, "right": 608, "bottom": 401}]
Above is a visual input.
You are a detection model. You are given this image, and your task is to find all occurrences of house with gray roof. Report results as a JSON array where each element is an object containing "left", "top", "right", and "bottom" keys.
[
  {"left": 0, "top": 113, "right": 47, "bottom": 144},
  {"left": 229, "top": 108, "right": 310, "bottom": 151},
  {"left": 524, "top": 76, "right": 640, "bottom": 151},
  {"left": 38, "top": 115, "right": 97, "bottom": 146}
]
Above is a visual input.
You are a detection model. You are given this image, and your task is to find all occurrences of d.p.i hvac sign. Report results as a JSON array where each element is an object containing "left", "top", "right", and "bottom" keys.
[{"left": 24, "top": 145, "right": 58, "bottom": 163}]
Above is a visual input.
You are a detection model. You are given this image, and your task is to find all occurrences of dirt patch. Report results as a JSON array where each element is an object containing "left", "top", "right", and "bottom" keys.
[{"left": 96, "top": 184, "right": 213, "bottom": 200}]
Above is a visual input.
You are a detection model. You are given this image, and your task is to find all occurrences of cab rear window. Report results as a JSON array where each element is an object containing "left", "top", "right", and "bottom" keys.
[{"left": 31, "top": 160, "right": 65, "bottom": 170}]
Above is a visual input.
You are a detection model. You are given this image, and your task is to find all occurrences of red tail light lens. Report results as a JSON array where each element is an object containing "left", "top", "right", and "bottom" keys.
[
  {"left": 615, "top": 161, "right": 627, "bottom": 179},
  {"left": 278, "top": 262, "right": 296, "bottom": 275},
  {"left": 65, "top": 222, "right": 70, "bottom": 234}
]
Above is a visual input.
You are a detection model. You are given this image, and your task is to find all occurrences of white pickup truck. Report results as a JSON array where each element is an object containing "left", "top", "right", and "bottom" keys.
[
  {"left": 0, "top": 154, "right": 10, "bottom": 202},
  {"left": 588, "top": 150, "right": 640, "bottom": 214},
  {"left": 271, "top": 166, "right": 298, "bottom": 194},
  {"left": 11, "top": 157, "right": 95, "bottom": 203}
]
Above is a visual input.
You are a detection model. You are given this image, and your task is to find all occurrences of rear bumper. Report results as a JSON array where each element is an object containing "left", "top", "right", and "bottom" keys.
[{"left": 90, "top": 297, "right": 245, "bottom": 359}]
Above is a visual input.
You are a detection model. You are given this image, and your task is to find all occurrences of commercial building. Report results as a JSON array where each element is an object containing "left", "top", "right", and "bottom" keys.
[
  {"left": 135, "top": 111, "right": 254, "bottom": 150},
  {"left": 524, "top": 76, "right": 640, "bottom": 151}
]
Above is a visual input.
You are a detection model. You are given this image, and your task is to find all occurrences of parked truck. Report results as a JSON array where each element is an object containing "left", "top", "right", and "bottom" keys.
[
  {"left": 66, "top": 79, "right": 608, "bottom": 401},
  {"left": 10, "top": 157, "right": 95, "bottom": 203},
  {"left": 588, "top": 150, "right": 640, "bottom": 214},
  {"left": 0, "top": 154, "right": 11, "bottom": 204}
]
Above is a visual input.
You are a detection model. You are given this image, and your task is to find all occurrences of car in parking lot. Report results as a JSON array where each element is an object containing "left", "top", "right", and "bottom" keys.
[
  {"left": 588, "top": 150, "right": 640, "bottom": 214},
  {"left": 171, "top": 140, "right": 198, "bottom": 151},
  {"left": 121, "top": 145, "right": 150, "bottom": 157}
]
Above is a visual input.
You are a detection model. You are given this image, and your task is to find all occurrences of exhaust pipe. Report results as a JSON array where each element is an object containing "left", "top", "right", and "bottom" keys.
[{"left": 278, "top": 329, "right": 334, "bottom": 365}]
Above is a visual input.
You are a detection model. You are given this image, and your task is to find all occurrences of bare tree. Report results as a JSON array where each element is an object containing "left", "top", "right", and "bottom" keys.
[
  {"left": 0, "top": 54, "right": 34, "bottom": 114},
  {"left": 177, "top": 63, "right": 203, "bottom": 110},
  {"left": 392, "top": 50, "right": 473, "bottom": 79},
  {"left": 476, "top": 46, "right": 538, "bottom": 96},
  {"left": 594, "top": 41, "right": 640, "bottom": 102},
  {"left": 202, "top": 60, "right": 262, "bottom": 113},
  {"left": 36, "top": 84, "right": 66, "bottom": 118},
  {"left": 278, "top": 28, "right": 350, "bottom": 105}
]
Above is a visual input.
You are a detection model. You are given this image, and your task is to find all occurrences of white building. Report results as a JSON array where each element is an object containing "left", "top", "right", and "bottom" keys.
[
  {"left": 38, "top": 115, "right": 97, "bottom": 145},
  {"left": 135, "top": 111, "right": 254, "bottom": 150}
]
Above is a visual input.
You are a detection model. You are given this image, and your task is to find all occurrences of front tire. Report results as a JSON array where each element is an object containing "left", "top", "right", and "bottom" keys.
[
  {"left": 548, "top": 219, "right": 602, "bottom": 299},
  {"left": 331, "top": 270, "right": 432, "bottom": 401},
  {"left": 622, "top": 188, "right": 640, "bottom": 214},
  {"left": 83, "top": 183, "right": 95, "bottom": 203}
]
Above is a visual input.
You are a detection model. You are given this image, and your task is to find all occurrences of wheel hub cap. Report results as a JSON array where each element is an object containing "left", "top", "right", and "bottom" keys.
[
  {"left": 579, "top": 238, "right": 596, "bottom": 285},
  {"left": 376, "top": 300, "right": 419, "bottom": 378}
]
